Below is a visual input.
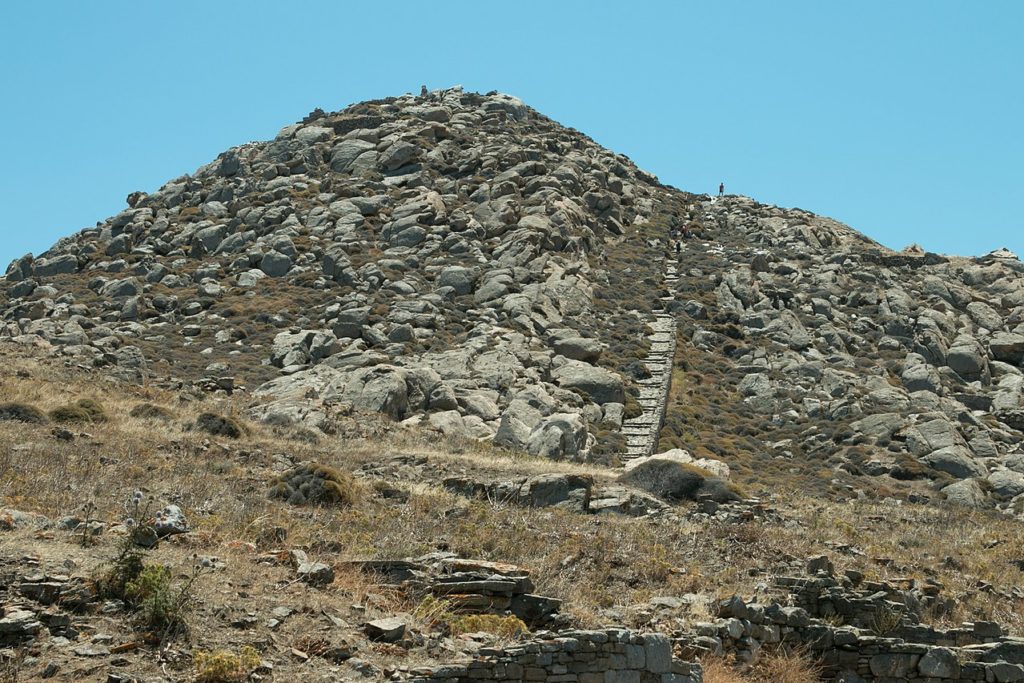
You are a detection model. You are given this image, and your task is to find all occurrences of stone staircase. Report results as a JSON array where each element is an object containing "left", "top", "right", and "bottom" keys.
[{"left": 620, "top": 262, "right": 678, "bottom": 463}]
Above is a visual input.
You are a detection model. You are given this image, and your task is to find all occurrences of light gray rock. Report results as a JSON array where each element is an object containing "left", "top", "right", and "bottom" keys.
[
  {"left": 990, "top": 332, "right": 1024, "bottom": 364},
  {"left": 99, "top": 277, "right": 141, "bottom": 299},
  {"left": 553, "top": 336, "right": 602, "bottom": 363},
  {"left": 942, "top": 478, "right": 989, "bottom": 507},
  {"left": 493, "top": 400, "right": 543, "bottom": 450},
  {"left": 330, "top": 139, "right": 376, "bottom": 172},
  {"left": 379, "top": 141, "right": 417, "bottom": 171},
  {"left": 946, "top": 335, "right": 988, "bottom": 381},
  {"left": 437, "top": 266, "right": 477, "bottom": 295},
  {"left": 988, "top": 469, "right": 1024, "bottom": 498},
  {"left": 920, "top": 446, "right": 987, "bottom": 479},
  {"left": 33, "top": 254, "right": 78, "bottom": 277},
  {"left": 331, "top": 365, "right": 410, "bottom": 419},
  {"left": 259, "top": 250, "right": 292, "bottom": 277},
  {"left": 526, "top": 412, "right": 588, "bottom": 460},
  {"left": 552, "top": 361, "right": 624, "bottom": 405},
  {"left": 917, "top": 647, "right": 959, "bottom": 678}
]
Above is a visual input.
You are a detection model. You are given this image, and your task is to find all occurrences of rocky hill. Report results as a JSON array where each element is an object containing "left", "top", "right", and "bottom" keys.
[
  {"left": 4, "top": 86, "right": 1024, "bottom": 513},
  {"left": 1, "top": 88, "right": 1024, "bottom": 682}
]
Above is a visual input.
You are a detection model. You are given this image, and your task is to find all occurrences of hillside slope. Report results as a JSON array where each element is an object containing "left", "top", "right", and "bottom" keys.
[{"left": 2, "top": 87, "right": 1024, "bottom": 514}]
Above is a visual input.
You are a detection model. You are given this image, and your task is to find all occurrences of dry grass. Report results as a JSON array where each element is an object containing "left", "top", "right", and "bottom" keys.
[
  {"left": 702, "top": 649, "right": 821, "bottom": 683},
  {"left": 0, "top": 344, "right": 1022, "bottom": 680}
]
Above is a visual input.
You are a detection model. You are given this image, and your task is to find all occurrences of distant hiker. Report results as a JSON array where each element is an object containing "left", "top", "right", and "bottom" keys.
[
  {"left": 674, "top": 240, "right": 682, "bottom": 254},
  {"left": 718, "top": 182, "right": 724, "bottom": 197},
  {"left": 420, "top": 84, "right": 428, "bottom": 98}
]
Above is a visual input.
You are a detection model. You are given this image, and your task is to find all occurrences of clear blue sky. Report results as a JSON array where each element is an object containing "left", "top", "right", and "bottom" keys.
[{"left": 1, "top": 1, "right": 1021, "bottom": 268}]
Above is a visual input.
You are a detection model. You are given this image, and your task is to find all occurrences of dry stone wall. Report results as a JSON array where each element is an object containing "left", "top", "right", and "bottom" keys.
[
  {"left": 405, "top": 629, "right": 702, "bottom": 682},
  {"left": 675, "top": 580, "right": 1024, "bottom": 683}
]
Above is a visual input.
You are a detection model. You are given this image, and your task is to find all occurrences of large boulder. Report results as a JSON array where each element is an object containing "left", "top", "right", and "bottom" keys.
[
  {"left": 328, "top": 366, "right": 410, "bottom": 420},
  {"left": 987, "top": 469, "right": 1024, "bottom": 498},
  {"left": 378, "top": 141, "right": 418, "bottom": 171},
  {"left": 33, "top": 254, "right": 78, "bottom": 277},
  {"left": 493, "top": 400, "right": 543, "bottom": 450},
  {"left": 990, "top": 332, "right": 1024, "bottom": 365},
  {"left": 620, "top": 458, "right": 739, "bottom": 503},
  {"left": 270, "top": 330, "right": 313, "bottom": 368},
  {"left": 553, "top": 337, "right": 602, "bottom": 364},
  {"left": 552, "top": 361, "right": 624, "bottom": 405},
  {"left": 525, "top": 413, "right": 589, "bottom": 460},
  {"left": 901, "top": 360, "right": 941, "bottom": 394},
  {"left": 946, "top": 335, "right": 988, "bottom": 382},
  {"left": 517, "top": 473, "right": 592, "bottom": 512},
  {"left": 437, "top": 266, "right": 478, "bottom": 295},
  {"left": 941, "top": 478, "right": 989, "bottom": 507},
  {"left": 260, "top": 250, "right": 292, "bottom": 277},
  {"left": 330, "top": 139, "right": 376, "bottom": 172},
  {"left": 904, "top": 418, "right": 964, "bottom": 456},
  {"left": 920, "top": 446, "right": 987, "bottom": 480}
]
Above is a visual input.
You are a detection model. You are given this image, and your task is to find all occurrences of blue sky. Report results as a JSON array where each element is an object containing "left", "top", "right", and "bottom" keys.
[{"left": 1, "top": 1, "right": 1021, "bottom": 268}]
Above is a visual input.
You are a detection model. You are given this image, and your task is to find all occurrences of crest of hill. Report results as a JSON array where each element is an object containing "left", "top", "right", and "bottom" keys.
[{"left": 3, "top": 87, "right": 1024, "bottom": 516}]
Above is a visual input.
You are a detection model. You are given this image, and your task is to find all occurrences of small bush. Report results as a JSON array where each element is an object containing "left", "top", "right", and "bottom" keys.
[
  {"left": 50, "top": 398, "right": 107, "bottom": 423},
  {"left": 124, "top": 562, "right": 204, "bottom": 637},
  {"left": 126, "top": 564, "right": 180, "bottom": 633},
  {"left": 267, "top": 461, "right": 358, "bottom": 506},
  {"left": 194, "top": 646, "right": 260, "bottom": 682},
  {"left": 0, "top": 402, "right": 48, "bottom": 424},
  {"left": 623, "top": 392, "right": 643, "bottom": 419},
  {"left": 97, "top": 542, "right": 146, "bottom": 601},
  {"left": 130, "top": 403, "right": 174, "bottom": 421},
  {"left": 195, "top": 412, "right": 244, "bottom": 438},
  {"left": 869, "top": 603, "right": 904, "bottom": 635}
]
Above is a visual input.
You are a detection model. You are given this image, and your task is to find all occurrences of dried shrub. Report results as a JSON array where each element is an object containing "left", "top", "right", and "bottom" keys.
[
  {"left": 267, "top": 462, "right": 358, "bottom": 507},
  {"left": 0, "top": 402, "right": 48, "bottom": 424},
  {"left": 129, "top": 403, "right": 174, "bottom": 421},
  {"left": 194, "top": 412, "right": 244, "bottom": 438},
  {"left": 50, "top": 398, "right": 107, "bottom": 423}
]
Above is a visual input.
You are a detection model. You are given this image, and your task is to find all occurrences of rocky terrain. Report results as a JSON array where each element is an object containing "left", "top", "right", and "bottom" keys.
[{"left": 1, "top": 87, "right": 1023, "bottom": 681}]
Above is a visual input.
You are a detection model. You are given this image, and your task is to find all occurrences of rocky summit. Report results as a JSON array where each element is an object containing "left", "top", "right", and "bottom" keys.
[{"left": 1, "top": 87, "right": 1023, "bottom": 682}]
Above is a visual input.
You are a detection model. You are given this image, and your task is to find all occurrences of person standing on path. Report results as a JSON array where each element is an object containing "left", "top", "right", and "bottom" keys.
[{"left": 718, "top": 182, "right": 724, "bottom": 197}]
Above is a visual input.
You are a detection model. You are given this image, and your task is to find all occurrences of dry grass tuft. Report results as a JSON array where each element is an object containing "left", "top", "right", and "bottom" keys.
[
  {"left": 129, "top": 402, "right": 174, "bottom": 421},
  {"left": 702, "top": 649, "right": 821, "bottom": 683},
  {"left": 50, "top": 398, "right": 108, "bottom": 423}
]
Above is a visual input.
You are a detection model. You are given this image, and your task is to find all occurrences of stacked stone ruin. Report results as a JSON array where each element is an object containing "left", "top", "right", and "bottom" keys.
[
  {"left": 349, "top": 554, "right": 565, "bottom": 629},
  {"left": 672, "top": 570, "right": 1024, "bottom": 682},
  {"left": 403, "top": 629, "right": 702, "bottom": 683}
]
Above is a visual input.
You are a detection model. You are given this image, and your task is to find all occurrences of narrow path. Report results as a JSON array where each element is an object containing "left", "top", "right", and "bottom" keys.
[{"left": 620, "top": 262, "right": 678, "bottom": 463}]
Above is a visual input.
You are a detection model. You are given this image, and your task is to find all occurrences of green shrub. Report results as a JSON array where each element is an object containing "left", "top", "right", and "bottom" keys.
[
  {"left": 623, "top": 392, "right": 643, "bottom": 419},
  {"left": 194, "top": 412, "right": 244, "bottom": 438},
  {"left": 126, "top": 565, "right": 179, "bottom": 632},
  {"left": 0, "top": 402, "right": 48, "bottom": 424}
]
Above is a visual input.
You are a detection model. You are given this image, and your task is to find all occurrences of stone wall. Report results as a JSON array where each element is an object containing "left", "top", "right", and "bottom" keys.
[
  {"left": 675, "top": 589, "right": 1024, "bottom": 683},
  {"left": 404, "top": 629, "right": 703, "bottom": 683}
]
